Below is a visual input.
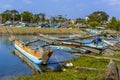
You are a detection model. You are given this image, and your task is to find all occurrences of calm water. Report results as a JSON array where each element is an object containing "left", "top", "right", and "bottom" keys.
[
  {"left": 0, "top": 34, "right": 70, "bottom": 80},
  {"left": 0, "top": 35, "right": 37, "bottom": 80}
]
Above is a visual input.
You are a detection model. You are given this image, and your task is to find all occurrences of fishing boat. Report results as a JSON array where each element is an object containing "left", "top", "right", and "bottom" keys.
[
  {"left": 82, "top": 40, "right": 108, "bottom": 49},
  {"left": 14, "top": 39, "right": 52, "bottom": 64},
  {"left": 103, "top": 40, "right": 120, "bottom": 46},
  {"left": 44, "top": 45, "right": 88, "bottom": 53},
  {"left": 86, "top": 29, "right": 102, "bottom": 35},
  {"left": 103, "top": 36, "right": 120, "bottom": 46}
]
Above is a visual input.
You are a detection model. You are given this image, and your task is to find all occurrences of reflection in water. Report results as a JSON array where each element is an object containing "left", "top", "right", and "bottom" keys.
[
  {"left": 0, "top": 35, "right": 35, "bottom": 80},
  {"left": 0, "top": 34, "right": 71, "bottom": 80},
  {"left": 13, "top": 49, "right": 42, "bottom": 74}
]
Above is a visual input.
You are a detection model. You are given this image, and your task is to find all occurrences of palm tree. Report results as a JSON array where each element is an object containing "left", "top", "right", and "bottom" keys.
[
  {"left": 10, "top": 10, "right": 20, "bottom": 21},
  {"left": 50, "top": 16, "right": 57, "bottom": 24},
  {"left": 21, "top": 11, "right": 33, "bottom": 23},
  {"left": 38, "top": 13, "right": 46, "bottom": 22},
  {"left": 32, "top": 14, "right": 40, "bottom": 24},
  {"left": 57, "top": 15, "right": 65, "bottom": 23},
  {"left": 1, "top": 10, "right": 20, "bottom": 23},
  {"left": 2, "top": 10, "right": 11, "bottom": 22},
  {"left": 0, "top": 13, "right": 2, "bottom": 24}
]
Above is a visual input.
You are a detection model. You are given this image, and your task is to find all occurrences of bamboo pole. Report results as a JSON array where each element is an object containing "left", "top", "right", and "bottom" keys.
[
  {"left": 75, "top": 66, "right": 99, "bottom": 72},
  {"left": 74, "top": 53, "right": 120, "bottom": 62}
]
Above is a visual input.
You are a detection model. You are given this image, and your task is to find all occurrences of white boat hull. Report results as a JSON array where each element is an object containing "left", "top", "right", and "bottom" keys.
[{"left": 15, "top": 43, "right": 42, "bottom": 64}]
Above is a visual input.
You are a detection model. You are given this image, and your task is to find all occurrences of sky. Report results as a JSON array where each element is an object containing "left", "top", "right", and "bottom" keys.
[{"left": 0, "top": 0, "right": 120, "bottom": 19}]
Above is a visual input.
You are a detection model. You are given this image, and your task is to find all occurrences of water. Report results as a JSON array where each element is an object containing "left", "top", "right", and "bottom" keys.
[
  {"left": 0, "top": 35, "right": 35, "bottom": 80},
  {"left": 0, "top": 34, "right": 71, "bottom": 80}
]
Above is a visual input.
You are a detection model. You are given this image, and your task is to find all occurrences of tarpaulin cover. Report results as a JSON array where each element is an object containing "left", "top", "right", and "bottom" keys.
[
  {"left": 47, "top": 50, "right": 79, "bottom": 70},
  {"left": 83, "top": 40, "right": 108, "bottom": 48}
]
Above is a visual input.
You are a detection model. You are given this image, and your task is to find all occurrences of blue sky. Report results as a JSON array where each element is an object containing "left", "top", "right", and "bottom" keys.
[{"left": 0, "top": 0, "right": 120, "bottom": 19}]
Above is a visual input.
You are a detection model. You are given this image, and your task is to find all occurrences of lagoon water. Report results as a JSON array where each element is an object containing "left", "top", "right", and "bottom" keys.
[
  {"left": 0, "top": 35, "right": 36, "bottom": 80},
  {"left": 0, "top": 34, "right": 70, "bottom": 80}
]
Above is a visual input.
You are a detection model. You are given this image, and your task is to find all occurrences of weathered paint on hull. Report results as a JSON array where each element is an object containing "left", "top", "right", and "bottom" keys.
[{"left": 15, "top": 43, "right": 43, "bottom": 64}]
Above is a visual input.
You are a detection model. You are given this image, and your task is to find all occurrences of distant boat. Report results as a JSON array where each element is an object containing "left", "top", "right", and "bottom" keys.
[
  {"left": 86, "top": 29, "right": 102, "bottom": 35},
  {"left": 14, "top": 39, "right": 52, "bottom": 64}
]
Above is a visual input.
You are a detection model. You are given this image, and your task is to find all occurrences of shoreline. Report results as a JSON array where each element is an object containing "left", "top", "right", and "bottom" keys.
[{"left": 0, "top": 27, "right": 86, "bottom": 35}]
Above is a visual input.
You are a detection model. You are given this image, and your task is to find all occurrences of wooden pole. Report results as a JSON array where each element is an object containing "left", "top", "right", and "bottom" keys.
[{"left": 75, "top": 53, "right": 120, "bottom": 62}]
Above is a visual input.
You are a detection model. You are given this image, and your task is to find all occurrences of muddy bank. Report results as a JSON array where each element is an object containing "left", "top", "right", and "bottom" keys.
[{"left": 0, "top": 27, "right": 86, "bottom": 35}]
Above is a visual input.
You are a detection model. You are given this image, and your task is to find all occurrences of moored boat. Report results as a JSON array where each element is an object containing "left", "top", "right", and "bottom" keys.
[
  {"left": 14, "top": 39, "right": 52, "bottom": 64},
  {"left": 44, "top": 45, "right": 88, "bottom": 53},
  {"left": 82, "top": 40, "right": 108, "bottom": 49}
]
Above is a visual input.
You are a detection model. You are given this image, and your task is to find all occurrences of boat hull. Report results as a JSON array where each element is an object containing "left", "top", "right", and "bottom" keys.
[
  {"left": 15, "top": 43, "right": 42, "bottom": 64},
  {"left": 44, "top": 45, "right": 88, "bottom": 53}
]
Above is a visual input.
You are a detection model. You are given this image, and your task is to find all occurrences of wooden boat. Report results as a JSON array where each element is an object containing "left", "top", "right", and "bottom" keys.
[
  {"left": 86, "top": 29, "right": 102, "bottom": 35},
  {"left": 14, "top": 39, "right": 52, "bottom": 64},
  {"left": 44, "top": 45, "right": 88, "bottom": 53},
  {"left": 103, "top": 37, "right": 120, "bottom": 46}
]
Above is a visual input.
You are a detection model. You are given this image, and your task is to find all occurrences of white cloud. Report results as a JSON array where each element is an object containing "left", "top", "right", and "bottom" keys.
[
  {"left": 23, "top": 0, "right": 32, "bottom": 4},
  {"left": 103, "top": 0, "right": 120, "bottom": 5}
]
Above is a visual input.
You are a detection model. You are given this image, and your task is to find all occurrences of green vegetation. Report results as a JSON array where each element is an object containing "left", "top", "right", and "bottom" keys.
[
  {"left": 87, "top": 11, "right": 109, "bottom": 23},
  {"left": 0, "top": 10, "right": 120, "bottom": 31},
  {"left": 15, "top": 52, "right": 120, "bottom": 80},
  {"left": 107, "top": 17, "right": 120, "bottom": 31},
  {"left": 21, "top": 11, "right": 33, "bottom": 23},
  {"left": 0, "top": 10, "right": 66, "bottom": 24},
  {"left": 89, "top": 21, "right": 101, "bottom": 28}
]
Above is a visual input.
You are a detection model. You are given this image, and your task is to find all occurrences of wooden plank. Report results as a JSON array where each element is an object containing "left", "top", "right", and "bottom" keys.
[
  {"left": 81, "top": 47, "right": 101, "bottom": 54},
  {"left": 74, "top": 53, "right": 120, "bottom": 62},
  {"left": 118, "top": 65, "right": 120, "bottom": 80},
  {"left": 38, "top": 37, "right": 81, "bottom": 48},
  {"left": 106, "top": 60, "right": 119, "bottom": 80},
  {"left": 108, "top": 45, "right": 120, "bottom": 51},
  {"left": 39, "top": 33, "right": 97, "bottom": 41},
  {"left": 75, "top": 66, "right": 99, "bottom": 72},
  {"left": 25, "top": 39, "right": 40, "bottom": 46}
]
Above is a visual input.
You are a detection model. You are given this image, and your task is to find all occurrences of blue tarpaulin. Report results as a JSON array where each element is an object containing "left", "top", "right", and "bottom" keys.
[
  {"left": 92, "top": 35, "right": 102, "bottom": 43},
  {"left": 83, "top": 39, "right": 108, "bottom": 48},
  {"left": 47, "top": 50, "right": 79, "bottom": 70}
]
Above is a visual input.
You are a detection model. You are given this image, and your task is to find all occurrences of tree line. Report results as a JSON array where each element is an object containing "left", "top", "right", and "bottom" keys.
[
  {"left": 0, "top": 10, "right": 66, "bottom": 24},
  {"left": 0, "top": 10, "right": 120, "bottom": 30}
]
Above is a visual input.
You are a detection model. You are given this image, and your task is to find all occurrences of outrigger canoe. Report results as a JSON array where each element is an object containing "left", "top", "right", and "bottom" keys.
[{"left": 14, "top": 39, "right": 52, "bottom": 64}]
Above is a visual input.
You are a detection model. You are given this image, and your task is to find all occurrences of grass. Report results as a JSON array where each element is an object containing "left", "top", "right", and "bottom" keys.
[
  {"left": 14, "top": 51, "right": 120, "bottom": 80},
  {"left": 17, "top": 71, "right": 105, "bottom": 80}
]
